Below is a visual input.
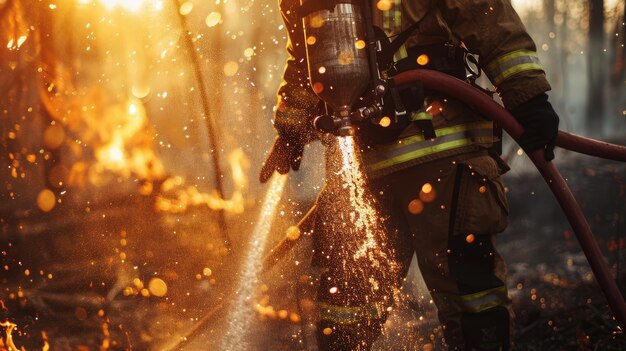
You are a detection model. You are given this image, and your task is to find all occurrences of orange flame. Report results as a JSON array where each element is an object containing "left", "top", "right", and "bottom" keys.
[
  {"left": 0, "top": 321, "right": 19, "bottom": 351},
  {"left": 6, "top": 35, "right": 27, "bottom": 51},
  {"left": 90, "top": 100, "right": 165, "bottom": 183},
  {"left": 155, "top": 149, "right": 249, "bottom": 213},
  {"left": 77, "top": 0, "right": 163, "bottom": 12}
]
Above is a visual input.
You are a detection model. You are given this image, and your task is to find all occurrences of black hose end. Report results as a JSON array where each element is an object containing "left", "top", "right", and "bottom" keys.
[{"left": 313, "top": 115, "right": 336, "bottom": 133}]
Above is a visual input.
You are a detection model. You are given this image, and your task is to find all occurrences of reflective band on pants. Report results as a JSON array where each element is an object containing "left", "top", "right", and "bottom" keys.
[
  {"left": 434, "top": 285, "right": 509, "bottom": 314},
  {"left": 318, "top": 302, "right": 384, "bottom": 325},
  {"left": 460, "top": 285, "right": 509, "bottom": 313}
]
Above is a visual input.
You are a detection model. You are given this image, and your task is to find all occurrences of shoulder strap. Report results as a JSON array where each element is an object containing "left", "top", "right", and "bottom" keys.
[{"left": 378, "top": 6, "right": 432, "bottom": 69}]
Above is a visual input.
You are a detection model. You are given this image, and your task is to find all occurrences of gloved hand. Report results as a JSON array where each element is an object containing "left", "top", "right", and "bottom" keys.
[
  {"left": 510, "top": 92, "right": 560, "bottom": 161},
  {"left": 259, "top": 136, "right": 305, "bottom": 183}
]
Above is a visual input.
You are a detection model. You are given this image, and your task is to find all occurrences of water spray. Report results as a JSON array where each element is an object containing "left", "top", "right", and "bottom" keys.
[
  {"left": 300, "top": 3, "right": 402, "bottom": 324},
  {"left": 219, "top": 174, "right": 288, "bottom": 350}
]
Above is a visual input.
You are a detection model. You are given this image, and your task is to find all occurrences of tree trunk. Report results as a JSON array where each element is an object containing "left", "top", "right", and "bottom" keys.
[
  {"left": 586, "top": 0, "right": 605, "bottom": 136},
  {"left": 610, "top": 2, "right": 625, "bottom": 87}
]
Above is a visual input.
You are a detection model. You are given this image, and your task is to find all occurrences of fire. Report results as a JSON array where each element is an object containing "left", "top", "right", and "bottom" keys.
[
  {"left": 6, "top": 35, "right": 27, "bottom": 51},
  {"left": 0, "top": 321, "right": 19, "bottom": 351},
  {"left": 0, "top": 322, "right": 50, "bottom": 350},
  {"left": 155, "top": 149, "right": 249, "bottom": 213},
  {"left": 38, "top": 90, "right": 248, "bottom": 214},
  {"left": 90, "top": 101, "right": 165, "bottom": 181},
  {"left": 78, "top": 0, "right": 163, "bottom": 12}
]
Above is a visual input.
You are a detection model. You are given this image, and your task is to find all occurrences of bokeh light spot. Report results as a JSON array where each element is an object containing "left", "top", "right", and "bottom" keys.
[
  {"left": 419, "top": 184, "right": 436, "bottom": 203},
  {"left": 179, "top": 1, "right": 193, "bottom": 15},
  {"left": 205, "top": 12, "right": 222, "bottom": 27},
  {"left": 44, "top": 124, "right": 65, "bottom": 149},
  {"left": 312, "top": 82, "right": 324, "bottom": 94},
  {"left": 377, "top": 0, "right": 392, "bottom": 11},
  {"left": 131, "top": 85, "right": 151, "bottom": 99},
  {"left": 309, "top": 15, "right": 325, "bottom": 28},
  {"left": 286, "top": 226, "right": 301, "bottom": 240},
  {"left": 466, "top": 234, "right": 475, "bottom": 243},
  {"left": 407, "top": 198, "right": 424, "bottom": 215},
  {"left": 421, "top": 183, "right": 432, "bottom": 194},
  {"left": 417, "top": 54, "right": 430, "bottom": 66},
  {"left": 223, "top": 61, "right": 239, "bottom": 77},
  {"left": 379, "top": 116, "right": 391, "bottom": 127},
  {"left": 148, "top": 278, "right": 168, "bottom": 297},
  {"left": 37, "top": 189, "right": 56, "bottom": 212}
]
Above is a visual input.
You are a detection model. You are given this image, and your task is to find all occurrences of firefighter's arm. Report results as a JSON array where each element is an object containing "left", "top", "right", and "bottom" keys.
[
  {"left": 436, "top": 0, "right": 559, "bottom": 160},
  {"left": 260, "top": 0, "right": 320, "bottom": 183}
]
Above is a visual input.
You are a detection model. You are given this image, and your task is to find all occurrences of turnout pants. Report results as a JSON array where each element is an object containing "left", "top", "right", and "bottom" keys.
[{"left": 312, "top": 151, "right": 512, "bottom": 350}]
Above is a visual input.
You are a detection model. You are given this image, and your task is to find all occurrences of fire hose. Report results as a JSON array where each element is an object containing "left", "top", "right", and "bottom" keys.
[
  {"left": 161, "top": 72, "right": 626, "bottom": 350},
  {"left": 393, "top": 68, "right": 626, "bottom": 331}
]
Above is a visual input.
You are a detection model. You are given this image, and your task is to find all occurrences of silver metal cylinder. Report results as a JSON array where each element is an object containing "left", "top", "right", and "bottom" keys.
[{"left": 302, "top": 1, "right": 371, "bottom": 116}]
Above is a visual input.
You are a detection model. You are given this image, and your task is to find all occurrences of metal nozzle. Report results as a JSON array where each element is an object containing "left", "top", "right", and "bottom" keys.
[
  {"left": 312, "top": 107, "right": 355, "bottom": 137},
  {"left": 313, "top": 114, "right": 336, "bottom": 133},
  {"left": 336, "top": 108, "right": 354, "bottom": 137}
]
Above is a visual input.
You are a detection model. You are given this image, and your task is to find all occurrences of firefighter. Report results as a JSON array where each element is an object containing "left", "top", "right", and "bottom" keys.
[{"left": 260, "top": 0, "right": 560, "bottom": 350}]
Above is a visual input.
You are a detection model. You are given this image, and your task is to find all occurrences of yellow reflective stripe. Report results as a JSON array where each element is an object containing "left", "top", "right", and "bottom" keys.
[
  {"left": 394, "top": 44, "right": 408, "bottom": 61},
  {"left": 492, "top": 63, "right": 543, "bottom": 86},
  {"left": 318, "top": 302, "right": 382, "bottom": 324},
  {"left": 485, "top": 50, "right": 538, "bottom": 72},
  {"left": 318, "top": 302, "right": 361, "bottom": 314},
  {"left": 367, "top": 138, "right": 474, "bottom": 172},
  {"left": 485, "top": 49, "right": 544, "bottom": 85},
  {"left": 363, "top": 121, "right": 494, "bottom": 172},
  {"left": 409, "top": 111, "right": 433, "bottom": 121},
  {"left": 392, "top": 121, "right": 493, "bottom": 147},
  {"left": 461, "top": 285, "right": 507, "bottom": 301},
  {"left": 460, "top": 286, "right": 508, "bottom": 313},
  {"left": 319, "top": 314, "right": 356, "bottom": 325}
]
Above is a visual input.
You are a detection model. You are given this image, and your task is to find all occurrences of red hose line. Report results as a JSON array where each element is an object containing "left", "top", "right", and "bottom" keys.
[
  {"left": 557, "top": 132, "right": 626, "bottom": 162},
  {"left": 393, "top": 70, "right": 626, "bottom": 161},
  {"left": 392, "top": 69, "right": 626, "bottom": 330}
]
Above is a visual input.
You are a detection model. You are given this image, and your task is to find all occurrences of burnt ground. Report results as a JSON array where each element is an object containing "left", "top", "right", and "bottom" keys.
[{"left": 1, "top": 153, "right": 626, "bottom": 350}]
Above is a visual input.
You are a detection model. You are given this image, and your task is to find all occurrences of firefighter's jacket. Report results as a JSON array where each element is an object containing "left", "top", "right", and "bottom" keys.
[{"left": 274, "top": 0, "right": 551, "bottom": 178}]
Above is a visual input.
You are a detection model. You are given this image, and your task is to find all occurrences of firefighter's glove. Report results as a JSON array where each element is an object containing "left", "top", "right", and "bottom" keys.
[
  {"left": 259, "top": 136, "right": 305, "bottom": 183},
  {"left": 510, "top": 93, "right": 560, "bottom": 161}
]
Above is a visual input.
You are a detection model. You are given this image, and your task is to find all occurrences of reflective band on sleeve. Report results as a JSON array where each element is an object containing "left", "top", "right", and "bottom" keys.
[
  {"left": 460, "top": 286, "right": 509, "bottom": 313},
  {"left": 394, "top": 45, "right": 408, "bottom": 62},
  {"left": 409, "top": 111, "right": 433, "bottom": 121},
  {"left": 317, "top": 302, "right": 384, "bottom": 325},
  {"left": 484, "top": 50, "right": 544, "bottom": 85},
  {"left": 363, "top": 121, "right": 495, "bottom": 173}
]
